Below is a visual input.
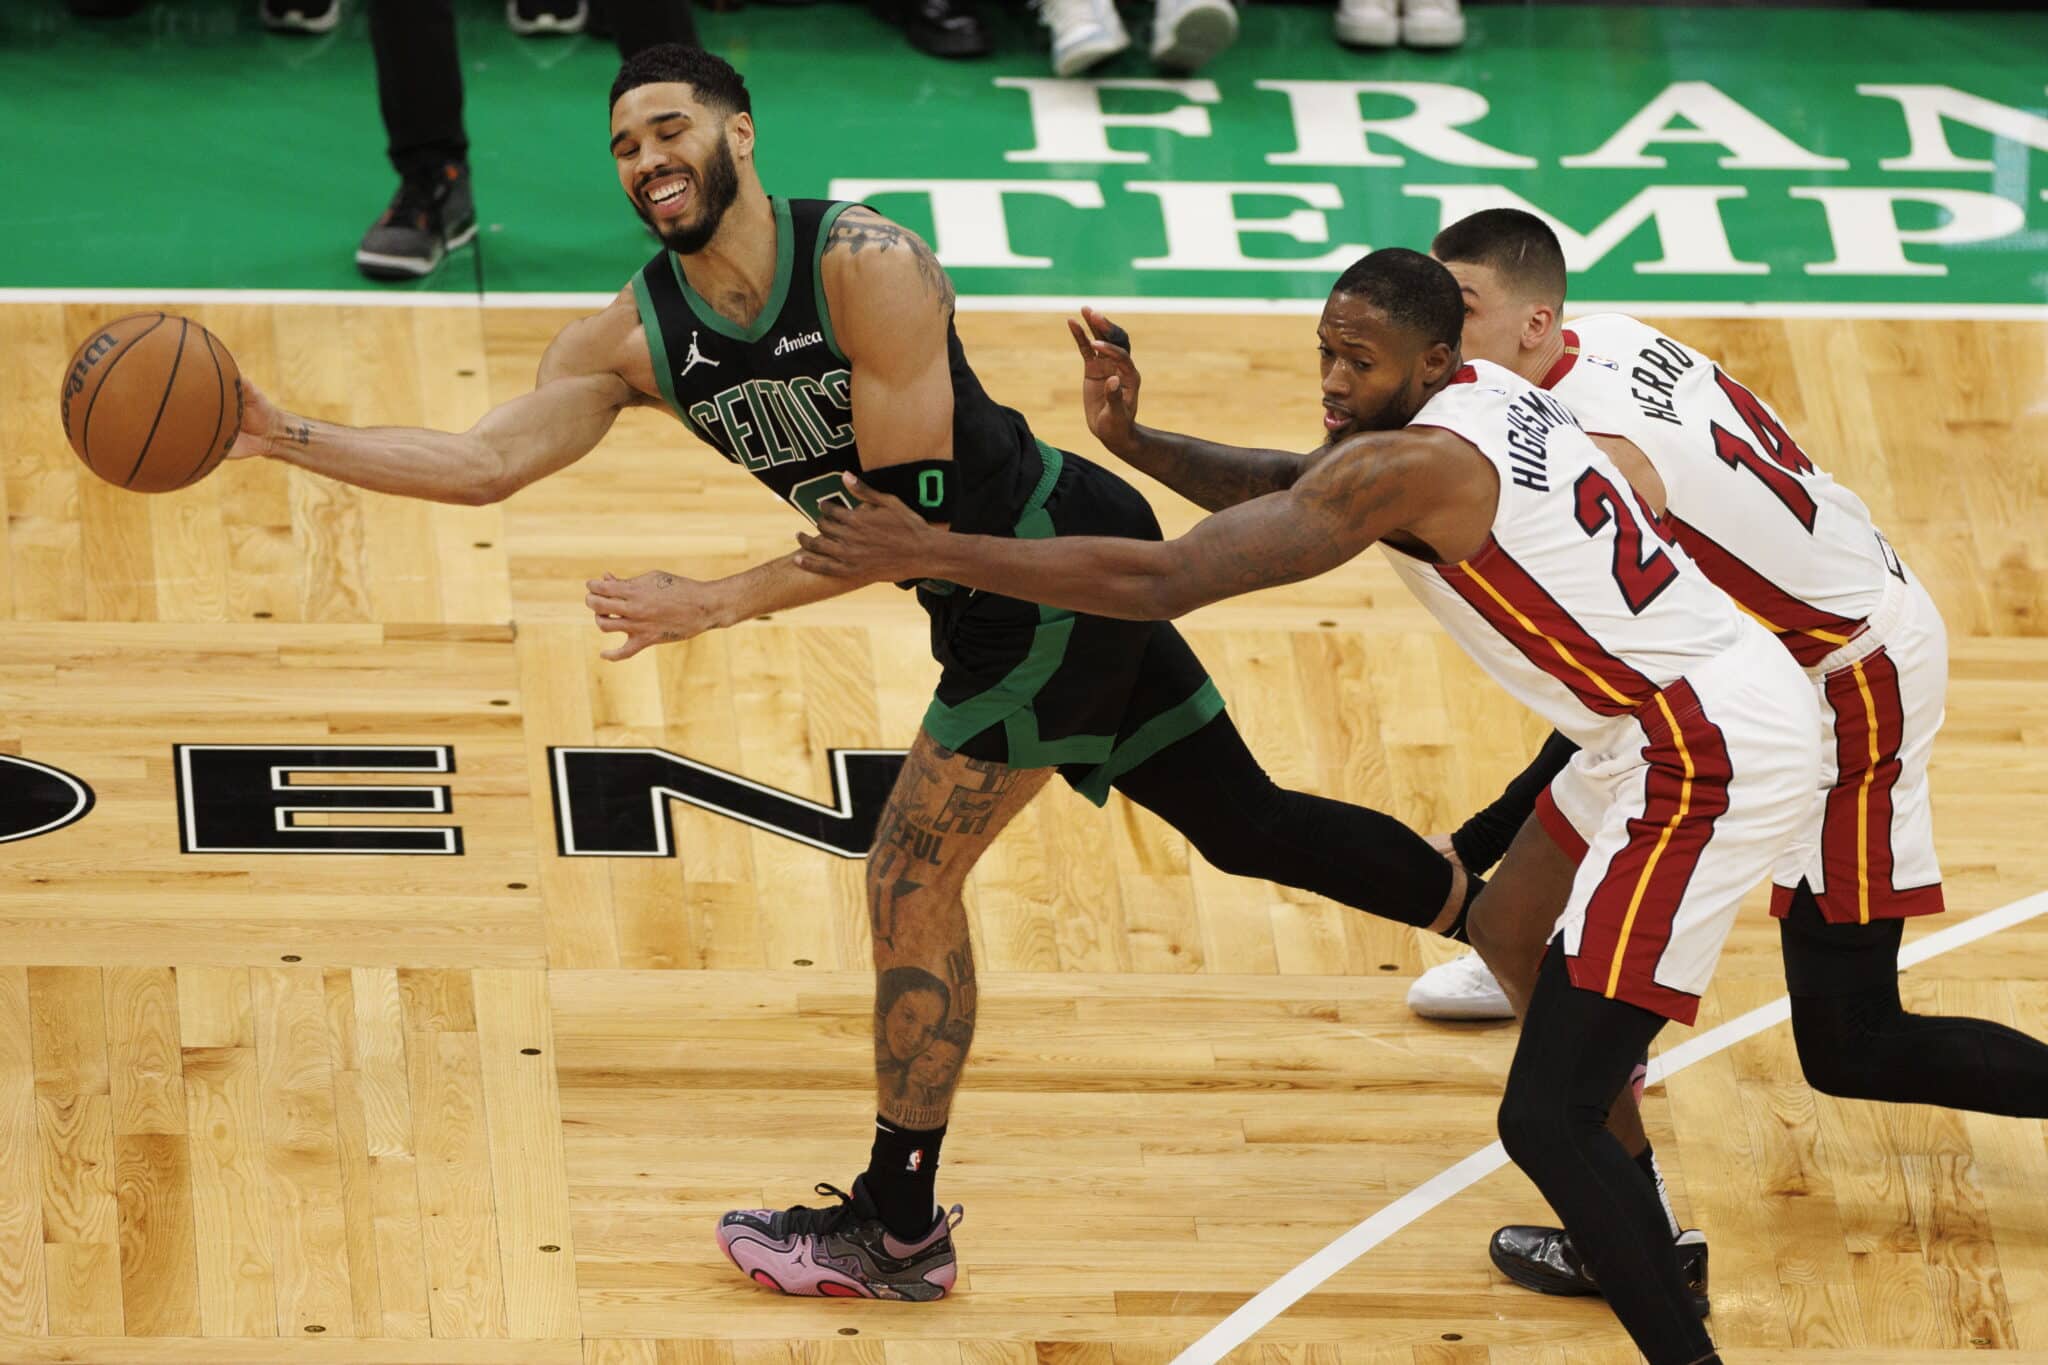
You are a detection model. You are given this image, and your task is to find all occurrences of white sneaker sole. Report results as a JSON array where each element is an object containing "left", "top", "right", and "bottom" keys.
[
  {"left": 355, "top": 222, "right": 478, "bottom": 279},
  {"left": 1406, "top": 963, "right": 1514, "bottom": 1021},
  {"left": 263, "top": 4, "right": 342, "bottom": 32},
  {"left": 1150, "top": 0, "right": 1236, "bottom": 72},
  {"left": 1401, "top": 13, "right": 1465, "bottom": 47},
  {"left": 1332, "top": 10, "right": 1397, "bottom": 46},
  {"left": 1052, "top": 27, "right": 1130, "bottom": 76},
  {"left": 506, "top": 1, "right": 588, "bottom": 34}
]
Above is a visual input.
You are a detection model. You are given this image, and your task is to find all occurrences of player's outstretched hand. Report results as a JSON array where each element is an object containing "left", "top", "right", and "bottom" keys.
[
  {"left": 585, "top": 569, "right": 724, "bottom": 661},
  {"left": 1068, "top": 306, "right": 1141, "bottom": 460},
  {"left": 224, "top": 378, "right": 285, "bottom": 460},
  {"left": 793, "top": 474, "right": 939, "bottom": 584}
]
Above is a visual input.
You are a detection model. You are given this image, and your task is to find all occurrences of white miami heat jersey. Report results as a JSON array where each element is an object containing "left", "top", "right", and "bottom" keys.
[
  {"left": 1552, "top": 313, "right": 1898, "bottom": 667},
  {"left": 1382, "top": 359, "right": 1754, "bottom": 749}
]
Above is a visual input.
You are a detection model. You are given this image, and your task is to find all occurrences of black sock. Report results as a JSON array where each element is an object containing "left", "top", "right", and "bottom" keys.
[
  {"left": 1445, "top": 870, "right": 1486, "bottom": 942},
  {"left": 1451, "top": 730, "right": 1581, "bottom": 873},
  {"left": 864, "top": 1116, "right": 945, "bottom": 1240}
]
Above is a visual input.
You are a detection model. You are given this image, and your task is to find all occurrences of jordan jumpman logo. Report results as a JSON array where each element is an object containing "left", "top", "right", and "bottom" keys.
[{"left": 679, "top": 330, "right": 720, "bottom": 379}]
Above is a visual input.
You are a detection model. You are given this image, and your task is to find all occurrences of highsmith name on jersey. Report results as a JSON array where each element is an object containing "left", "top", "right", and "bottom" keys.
[{"left": 1382, "top": 359, "right": 1756, "bottom": 749}]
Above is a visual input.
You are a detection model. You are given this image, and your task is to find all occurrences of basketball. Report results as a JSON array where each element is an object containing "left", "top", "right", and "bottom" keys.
[{"left": 59, "top": 312, "right": 242, "bottom": 493}]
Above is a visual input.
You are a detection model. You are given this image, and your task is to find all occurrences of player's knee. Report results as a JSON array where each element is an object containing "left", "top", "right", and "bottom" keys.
[
  {"left": 1495, "top": 1084, "right": 1569, "bottom": 1175},
  {"left": 864, "top": 848, "right": 953, "bottom": 906},
  {"left": 1790, "top": 996, "right": 1889, "bottom": 1100},
  {"left": 1180, "top": 782, "right": 1290, "bottom": 881},
  {"left": 1189, "top": 828, "right": 1271, "bottom": 880}
]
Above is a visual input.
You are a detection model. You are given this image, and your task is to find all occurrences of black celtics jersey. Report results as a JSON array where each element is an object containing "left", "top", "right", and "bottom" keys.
[{"left": 630, "top": 197, "right": 1042, "bottom": 536}]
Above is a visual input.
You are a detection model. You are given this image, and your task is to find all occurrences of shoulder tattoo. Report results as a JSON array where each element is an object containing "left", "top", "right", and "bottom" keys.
[{"left": 826, "top": 208, "right": 954, "bottom": 311}]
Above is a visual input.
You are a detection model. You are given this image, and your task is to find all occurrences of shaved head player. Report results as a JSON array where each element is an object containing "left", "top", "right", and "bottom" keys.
[{"left": 221, "top": 46, "right": 1484, "bottom": 1302}]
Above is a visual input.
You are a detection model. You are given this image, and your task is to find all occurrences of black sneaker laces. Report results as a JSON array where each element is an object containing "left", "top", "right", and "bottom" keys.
[
  {"left": 382, "top": 174, "right": 446, "bottom": 233},
  {"left": 774, "top": 1183, "right": 862, "bottom": 1238}
]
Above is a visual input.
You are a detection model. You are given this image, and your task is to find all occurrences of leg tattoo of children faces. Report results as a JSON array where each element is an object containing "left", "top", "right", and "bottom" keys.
[{"left": 876, "top": 962, "right": 975, "bottom": 1128}]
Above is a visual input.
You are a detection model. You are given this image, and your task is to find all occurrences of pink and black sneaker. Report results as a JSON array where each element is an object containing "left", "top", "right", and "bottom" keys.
[{"left": 718, "top": 1176, "right": 963, "bottom": 1301}]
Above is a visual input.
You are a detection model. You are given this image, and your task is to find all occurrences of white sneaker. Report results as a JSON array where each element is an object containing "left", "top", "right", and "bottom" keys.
[
  {"left": 506, "top": 0, "right": 588, "bottom": 35},
  {"left": 1038, "top": 0, "right": 1129, "bottom": 76},
  {"left": 1149, "top": 0, "right": 1236, "bottom": 73},
  {"left": 1407, "top": 952, "right": 1513, "bottom": 1021},
  {"left": 1332, "top": 0, "right": 1395, "bottom": 47},
  {"left": 1400, "top": 0, "right": 1464, "bottom": 48},
  {"left": 259, "top": 0, "right": 341, "bottom": 32}
]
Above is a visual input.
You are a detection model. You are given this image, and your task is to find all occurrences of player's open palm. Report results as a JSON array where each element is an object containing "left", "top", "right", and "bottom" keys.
[
  {"left": 1068, "top": 306, "right": 1141, "bottom": 459},
  {"left": 586, "top": 570, "right": 721, "bottom": 661}
]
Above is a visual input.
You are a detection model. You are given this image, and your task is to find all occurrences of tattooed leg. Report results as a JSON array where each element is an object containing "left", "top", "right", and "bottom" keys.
[{"left": 866, "top": 727, "right": 1049, "bottom": 1129}]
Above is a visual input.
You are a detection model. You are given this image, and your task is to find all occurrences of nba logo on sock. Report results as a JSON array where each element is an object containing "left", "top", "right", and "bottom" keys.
[{"left": 906, "top": 1150, "right": 923, "bottom": 1172}]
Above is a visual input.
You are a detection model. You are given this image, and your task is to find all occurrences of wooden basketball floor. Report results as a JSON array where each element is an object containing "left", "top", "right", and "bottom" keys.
[{"left": 2, "top": 300, "right": 2046, "bottom": 1365}]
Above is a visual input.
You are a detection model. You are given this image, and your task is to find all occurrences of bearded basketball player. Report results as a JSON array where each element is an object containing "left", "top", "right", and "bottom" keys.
[{"left": 222, "top": 46, "right": 1481, "bottom": 1301}]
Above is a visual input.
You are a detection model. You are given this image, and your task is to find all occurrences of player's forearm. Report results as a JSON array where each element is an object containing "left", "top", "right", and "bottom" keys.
[
  {"left": 922, "top": 534, "right": 1193, "bottom": 621},
  {"left": 713, "top": 552, "right": 868, "bottom": 626},
  {"left": 1119, "top": 424, "right": 1311, "bottom": 512},
  {"left": 263, "top": 413, "right": 506, "bottom": 506}
]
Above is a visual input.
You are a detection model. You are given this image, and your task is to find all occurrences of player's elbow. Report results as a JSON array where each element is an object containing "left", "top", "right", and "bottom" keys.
[
  {"left": 458, "top": 434, "right": 529, "bottom": 505},
  {"left": 1119, "top": 563, "right": 1203, "bottom": 621},
  {"left": 1145, "top": 545, "right": 1219, "bottom": 620},
  {"left": 1145, "top": 578, "right": 1202, "bottom": 621},
  {"left": 460, "top": 461, "right": 520, "bottom": 505}
]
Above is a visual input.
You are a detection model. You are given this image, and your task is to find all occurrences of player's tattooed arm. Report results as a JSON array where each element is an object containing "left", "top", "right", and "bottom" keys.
[
  {"left": 823, "top": 207, "right": 960, "bottom": 488},
  {"left": 1122, "top": 430, "right": 1323, "bottom": 512},
  {"left": 826, "top": 206, "right": 954, "bottom": 312},
  {"left": 1069, "top": 306, "right": 1313, "bottom": 512},
  {"left": 799, "top": 429, "right": 1492, "bottom": 617}
]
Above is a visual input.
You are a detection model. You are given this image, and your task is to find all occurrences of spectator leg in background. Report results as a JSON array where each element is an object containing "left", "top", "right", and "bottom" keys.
[
  {"left": 359, "top": 0, "right": 475, "bottom": 281},
  {"left": 371, "top": 0, "right": 467, "bottom": 179},
  {"left": 601, "top": 0, "right": 701, "bottom": 55}
]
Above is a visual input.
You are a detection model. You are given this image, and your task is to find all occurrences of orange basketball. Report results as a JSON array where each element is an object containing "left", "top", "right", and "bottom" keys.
[{"left": 59, "top": 313, "right": 242, "bottom": 493}]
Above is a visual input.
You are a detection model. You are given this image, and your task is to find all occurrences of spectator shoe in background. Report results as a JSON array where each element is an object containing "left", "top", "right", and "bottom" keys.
[
  {"left": 356, "top": 163, "right": 478, "bottom": 281},
  {"left": 1149, "top": 0, "right": 1235, "bottom": 72},
  {"left": 875, "top": 0, "right": 991, "bottom": 60},
  {"left": 260, "top": 0, "right": 342, "bottom": 32},
  {"left": 1401, "top": 0, "right": 1463, "bottom": 46},
  {"left": 1038, "top": 0, "right": 1129, "bottom": 77},
  {"left": 508, "top": 0, "right": 591, "bottom": 34}
]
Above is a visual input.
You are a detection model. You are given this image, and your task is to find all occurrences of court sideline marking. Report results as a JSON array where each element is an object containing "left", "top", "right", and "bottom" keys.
[
  {"left": 1173, "top": 887, "right": 2048, "bottom": 1365},
  {"left": 6, "top": 287, "right": 2048, "bottom": 324}
]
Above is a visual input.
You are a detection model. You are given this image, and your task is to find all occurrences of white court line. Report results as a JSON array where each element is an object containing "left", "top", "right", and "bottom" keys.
[
  {"left": 4, "top": 286, "right": 2047, "bottom": 322},
  {"left": 1173, "top": 888, "right": 2048, "bottom": 1365}
]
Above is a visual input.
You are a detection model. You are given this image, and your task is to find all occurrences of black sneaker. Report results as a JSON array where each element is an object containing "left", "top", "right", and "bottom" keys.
[
  {"left": 1489, "top": 1224, "right": 1710, "bottom": 1318},
  {"left": 875, "top": 0, "right": 991, "bottom": 58},
  {"left": 355, "top": 164, "right": 477, "bottom": 282},
  {"left": 506, "top": 0, "right": 587, "bottom": 34},
  {"left": 260, "top": 0, "right": 342, "bottom": 32},
  {"left": 717, "top": 1176, "right": 962, "bottom": 1300}
]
